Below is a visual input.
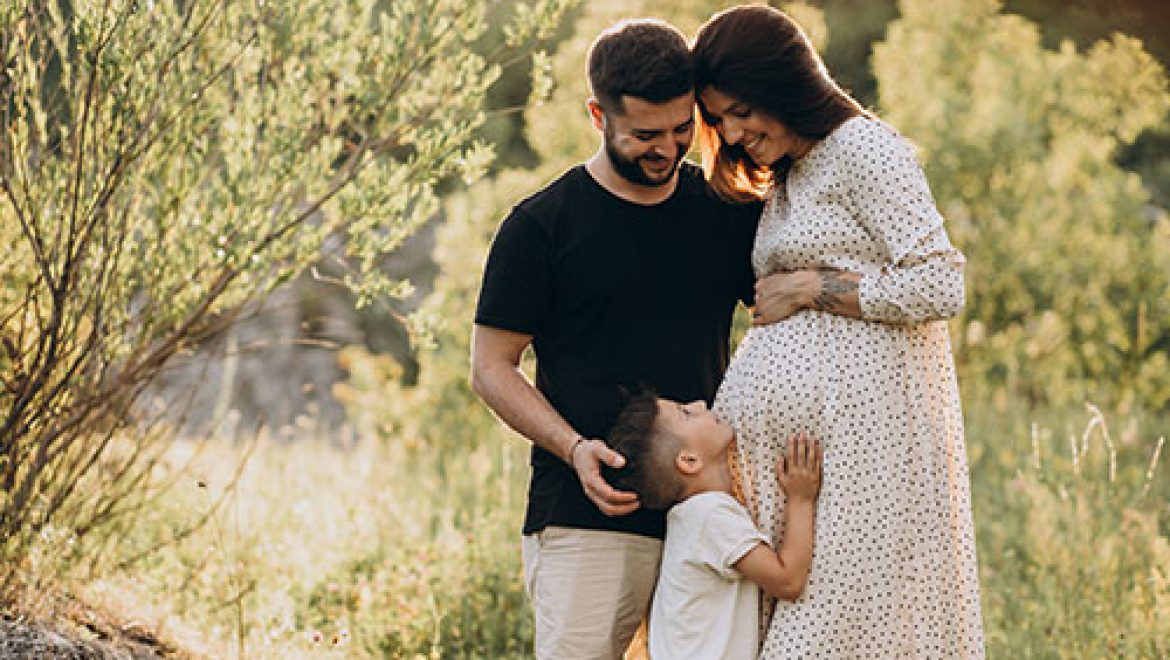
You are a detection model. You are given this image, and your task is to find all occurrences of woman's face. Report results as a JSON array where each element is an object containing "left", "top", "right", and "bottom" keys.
[{"left": 699, "top": 87, "right": 811, "bottom": 167}]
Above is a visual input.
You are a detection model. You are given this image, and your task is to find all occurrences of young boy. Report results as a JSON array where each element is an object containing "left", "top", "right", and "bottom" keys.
[{"left": 605, "top": 391, "right": 822, "bottom": 660}]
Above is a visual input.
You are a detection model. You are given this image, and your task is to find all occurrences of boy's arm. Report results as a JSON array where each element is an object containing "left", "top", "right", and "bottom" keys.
[
  {"left": 732, "top": 498, "right": 816, "bottom": 601},
  {"left": 732, "top": 433, "right": 822, "bottom": 601}
]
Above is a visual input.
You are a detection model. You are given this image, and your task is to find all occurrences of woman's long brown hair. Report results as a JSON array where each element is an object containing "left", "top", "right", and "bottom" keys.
[{"left": 692, "top": 5, "right": 867, "bottom": 202}]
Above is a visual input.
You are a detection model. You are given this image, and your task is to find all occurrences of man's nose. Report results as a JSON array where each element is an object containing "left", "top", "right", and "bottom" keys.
[
  {"left": 648, "top": 137, "right": 675, "bottom": 158},
  {"left": 685, "top": 400, "right": 708, "bottom": 412}
]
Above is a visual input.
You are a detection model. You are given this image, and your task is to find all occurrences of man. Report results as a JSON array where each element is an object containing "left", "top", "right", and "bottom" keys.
[{"left": 470, "top": 19, "right": 759, "bottom": 659}]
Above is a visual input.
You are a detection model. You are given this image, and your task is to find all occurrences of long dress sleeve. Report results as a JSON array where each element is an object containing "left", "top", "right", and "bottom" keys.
[{"left": 844, "top": 122, "right": 966, "bottom": 325}]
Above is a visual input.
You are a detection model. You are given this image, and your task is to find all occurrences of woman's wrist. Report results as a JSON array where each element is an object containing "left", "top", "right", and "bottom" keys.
[
  {"left": 800, "top": 270, "right": 823, "bottom": 310},
  {"left": 808, "top": 269, "right": 862, "bottom": 315}
]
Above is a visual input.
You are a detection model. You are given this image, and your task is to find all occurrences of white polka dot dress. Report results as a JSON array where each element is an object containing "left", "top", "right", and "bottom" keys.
[{"left": 714, "top": 116, "right": 985, "bottom": 659}]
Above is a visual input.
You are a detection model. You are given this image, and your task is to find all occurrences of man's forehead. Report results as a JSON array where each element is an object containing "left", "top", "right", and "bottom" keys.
[{"left": 614, "top": 94, "right": 695, "bottom": 127}]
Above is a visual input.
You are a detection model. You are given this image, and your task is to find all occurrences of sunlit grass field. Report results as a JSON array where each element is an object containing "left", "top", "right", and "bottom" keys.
[{"left": 74, "top": 402, "right": 1168, "bottom": 659}]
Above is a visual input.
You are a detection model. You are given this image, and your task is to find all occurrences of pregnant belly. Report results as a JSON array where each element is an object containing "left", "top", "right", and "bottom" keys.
[
  {"left": 715, "top": 314, "right": 831, "bottom": 445},
  {"left": 714, "top": 311, "right": 914, "bottom": 449}
]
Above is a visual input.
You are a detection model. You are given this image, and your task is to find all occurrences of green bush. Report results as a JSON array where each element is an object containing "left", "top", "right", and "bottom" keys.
[{"left": 875, "top": 0, "right": 1170, "bottom": 411}]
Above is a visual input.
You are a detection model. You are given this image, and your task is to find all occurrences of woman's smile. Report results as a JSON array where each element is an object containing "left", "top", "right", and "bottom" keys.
[{"left": 743, "top": 133, "right": 767, "bottom": 162}]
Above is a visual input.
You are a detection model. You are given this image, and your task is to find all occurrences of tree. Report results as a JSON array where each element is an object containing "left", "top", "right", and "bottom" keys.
[
  {"left": 0, "top": 0, "right": 574, "bottom": 571},
  {"left": 873, "top": 0, "right": 1170, "bottom": 410}
]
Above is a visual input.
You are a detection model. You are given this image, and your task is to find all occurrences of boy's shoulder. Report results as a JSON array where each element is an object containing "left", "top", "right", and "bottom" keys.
[
  {"left": 668, "top": 492, "right": 753, "bottom": 536},
  {"left": 666, "top": 491, "right": 766, "bottom": 574}
]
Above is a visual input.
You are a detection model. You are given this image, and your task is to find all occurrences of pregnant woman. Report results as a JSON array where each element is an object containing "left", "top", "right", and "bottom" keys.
[{"left": 693, "top": 6, "right": 985, "bottom": 658}]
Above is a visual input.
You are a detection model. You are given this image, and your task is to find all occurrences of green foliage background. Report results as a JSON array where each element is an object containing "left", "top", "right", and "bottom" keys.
[
  {"left": 336, "top": 0, "right": 1170, "bottom": 655},
  {"left": 876, "top": 0, "right": 1170, "bottom": 411},
  {"left": 2, "top": 0, "right": 1167, "bottom": 656}
]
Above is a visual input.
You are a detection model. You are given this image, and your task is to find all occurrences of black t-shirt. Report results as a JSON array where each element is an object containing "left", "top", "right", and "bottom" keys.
[{"left": 475, "top": 162, "right": 760, "bottom": 538}]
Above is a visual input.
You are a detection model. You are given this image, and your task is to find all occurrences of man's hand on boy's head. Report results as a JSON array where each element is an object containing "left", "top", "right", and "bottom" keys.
[
  {"left": 573, "top": 438, "right": 641, "bottom": 516},
  {"left": 776, "top": 433, "right": 822, "bottom": 502}
]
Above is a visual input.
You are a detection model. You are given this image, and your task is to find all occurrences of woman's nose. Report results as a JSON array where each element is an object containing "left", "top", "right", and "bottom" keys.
[
  {"left": 685, "top": 400, "right": 708, "bottom": 413},
  {"left": 720, "top": 119, "right": 743, "bottom": 145}
]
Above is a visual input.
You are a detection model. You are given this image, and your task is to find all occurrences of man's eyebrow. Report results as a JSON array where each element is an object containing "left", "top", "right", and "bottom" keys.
[{"left": 631, "top": 120, "right": 692, "bottom": 137}]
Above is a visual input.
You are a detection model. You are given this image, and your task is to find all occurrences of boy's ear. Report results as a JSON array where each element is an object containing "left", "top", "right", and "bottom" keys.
[{"left": 676, "top": 449, "right": 702, "bottom": 476}]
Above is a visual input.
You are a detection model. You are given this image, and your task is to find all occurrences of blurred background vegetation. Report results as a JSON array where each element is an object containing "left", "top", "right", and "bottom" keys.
[{"left": 2, "top": 0, "right": 1168, "bottom": 657}]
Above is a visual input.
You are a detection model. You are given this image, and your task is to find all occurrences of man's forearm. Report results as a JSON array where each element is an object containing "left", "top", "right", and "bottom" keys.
[{"left": 472, "top": 360, "right": 579, "bottom": 464}]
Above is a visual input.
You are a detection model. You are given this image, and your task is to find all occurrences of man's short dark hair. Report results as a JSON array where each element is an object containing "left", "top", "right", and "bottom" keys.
[
  {"left": 587, "top": 19, "right": 693, "bottom": 115},
  {"left": 604, "top": 390, "right": 685, "bottom": 510}
]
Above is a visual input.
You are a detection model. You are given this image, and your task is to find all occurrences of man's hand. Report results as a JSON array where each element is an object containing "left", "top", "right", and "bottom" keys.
[
  {"left": 776, "top": 433, "right": 822, "bottom": 503},
  {"left": 572, "top": 438, "right": 640, "bottom": 516}
]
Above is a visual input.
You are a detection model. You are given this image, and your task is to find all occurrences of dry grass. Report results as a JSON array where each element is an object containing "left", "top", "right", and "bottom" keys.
[{"left": 3, "top": 402, "right": 1165, "bottom": 658}]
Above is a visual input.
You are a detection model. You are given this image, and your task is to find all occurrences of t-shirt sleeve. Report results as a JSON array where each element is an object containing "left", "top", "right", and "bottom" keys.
[
  {"left": 474, "top": 207, "right": 552, "bottom": 335},
  {"left": 696, "top": 497, "right": 769, "bottom": 580}
]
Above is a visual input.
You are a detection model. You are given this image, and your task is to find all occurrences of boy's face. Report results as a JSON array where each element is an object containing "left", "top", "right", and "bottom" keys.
[{"left": 655, "top": 398, "right": 734, "bottom": 463}]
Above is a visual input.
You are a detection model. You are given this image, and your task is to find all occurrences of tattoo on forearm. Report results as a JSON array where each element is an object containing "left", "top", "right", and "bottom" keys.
[{"left": 812, "top": 271, "right": 858, "bottom": 312}]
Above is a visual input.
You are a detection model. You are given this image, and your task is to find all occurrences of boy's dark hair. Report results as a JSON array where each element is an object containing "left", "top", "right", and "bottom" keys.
[
  {"left": 587, "top": 19, "right": 693, "bottom": 115},
  {"left": 604, "top": 390, "right": 685, "bottom": 510}
]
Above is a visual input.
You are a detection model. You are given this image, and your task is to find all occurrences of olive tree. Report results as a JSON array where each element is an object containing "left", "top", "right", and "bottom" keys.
[{"left": 0, "top": 0, "right": 573, "bottom": 571}]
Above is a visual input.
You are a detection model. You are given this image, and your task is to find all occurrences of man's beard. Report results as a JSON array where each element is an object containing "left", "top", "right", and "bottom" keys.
[{"left": 604, "top": 129, "right": 685, "bottom": 188}]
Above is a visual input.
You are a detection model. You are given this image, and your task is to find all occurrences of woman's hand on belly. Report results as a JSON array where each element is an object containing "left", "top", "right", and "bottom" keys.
[
  {"left": 753, "top": 271, "right": 818, "bottom": 325},
  {"left": 753, "top": 269, "right": 862, "bottom": 325}
]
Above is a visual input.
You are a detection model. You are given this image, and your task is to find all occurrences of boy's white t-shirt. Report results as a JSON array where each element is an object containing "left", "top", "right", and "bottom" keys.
[{"left": 649, "top": 491, "right": 769, "bottom": 660}]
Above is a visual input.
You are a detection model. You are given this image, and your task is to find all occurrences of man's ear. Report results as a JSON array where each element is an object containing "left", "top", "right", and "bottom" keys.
[
  {"left": 586, "top": 98, "right": 605, "bottom": 132},
  {"left": 676, "top": 449, "right": 703, "bottom": 476}
]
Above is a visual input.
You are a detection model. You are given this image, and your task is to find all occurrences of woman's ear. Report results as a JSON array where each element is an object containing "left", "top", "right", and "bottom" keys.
[
  {"left": 676, "top": 449, "right": 703, "bottom": 476},
  {"left": 586, "top": 98, "right": 606, "bottom": 132}
]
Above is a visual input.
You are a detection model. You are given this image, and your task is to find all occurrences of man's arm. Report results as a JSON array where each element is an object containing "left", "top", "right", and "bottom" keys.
[{"left": 470, "top": 324, "right": 639, "bottom": 516}]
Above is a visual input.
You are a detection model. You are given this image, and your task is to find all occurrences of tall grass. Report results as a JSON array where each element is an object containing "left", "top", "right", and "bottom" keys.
[
  {"left": 51, "top": 402, "right": 1168, "bottom": 658},
  {"left": 968, "top": 403, "right": 1168, "bottom": 657},
  {"left": 90, "top": 429, "right": 532, "bottom": 658}
]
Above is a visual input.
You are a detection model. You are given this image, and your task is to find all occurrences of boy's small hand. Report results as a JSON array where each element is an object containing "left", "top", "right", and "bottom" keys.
[{"left": 776, "top": 433, "right": 822, "bottom": 502}]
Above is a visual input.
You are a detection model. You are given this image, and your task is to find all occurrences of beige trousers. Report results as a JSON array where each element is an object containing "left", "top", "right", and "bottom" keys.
[{"left": 522, "top": 526, "right": 662, "bottom": 660}]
